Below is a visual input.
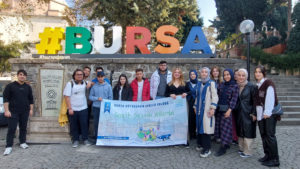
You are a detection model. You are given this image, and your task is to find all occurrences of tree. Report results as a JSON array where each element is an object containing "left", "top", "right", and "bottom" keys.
[
  {"left": 286, "top": 2, "right": 300, "bottom": 53},
  {"left": 212, "top": 0, "right": 268, "bottom": 40},
  {"left": 0, "top": 41, "right": 29, "bottom": 76},
  {"left": 180, "top": 9, "right": 203, "bottom": 45},
  {"left": 76, "top": 0, "right": 200, "bottom": 52}
]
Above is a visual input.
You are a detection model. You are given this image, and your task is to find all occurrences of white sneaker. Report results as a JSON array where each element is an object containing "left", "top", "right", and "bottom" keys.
[
  {"left": 3, "top": 147, "right": 12, "bottom": 156},
  {"left": 200, "top": 150, "right": 211, "bottom": 158},
  {"left": 20, "top": 143, "right": 29, "bottom": 149}
]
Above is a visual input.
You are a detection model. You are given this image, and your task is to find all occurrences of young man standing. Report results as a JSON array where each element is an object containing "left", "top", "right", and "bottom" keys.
[
  {"left": 63, "top": 69, "right": 90, "bottom": 148},
  {"left": 3, "top": 70, "right": 34, "bottom": 156},
  {"left": 89, "top": 71, "right": 113, "bottom": 139},
  {"left": 150, "top": 61, "right": 172, "bottom": 100},
  {"left": 131, "top": 69, "right": 150, "bottom": 101}
]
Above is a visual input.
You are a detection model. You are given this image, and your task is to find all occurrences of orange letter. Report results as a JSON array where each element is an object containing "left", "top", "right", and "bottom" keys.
[
  {"left": 154, "top": 25, "right": 180, "bottom": 54},
  {"left": 126, "top": 27, "right": 151, "bottom": 54}
]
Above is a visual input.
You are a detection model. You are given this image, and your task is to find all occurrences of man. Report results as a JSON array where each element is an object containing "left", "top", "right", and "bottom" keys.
[
  {"left": 91, "top": 67, "right": 110, "bottom": 85},
  {"left": 3, "top": 69, "right": 34, "bottom": 156},
  {"left": 83, "top": 66, "right": 92, "bottom": 81},
  {"left": 89, "top": 71, "right": 112, "bottom": 139},
  {"left": 150, "top": 60, "right": 172, "bottom": 100},
  {"left": 131, "top": 68, "right": 150, "bottom": 101},
  {"left": 63, "top": 69, "right": 91, "bottom": 148}
]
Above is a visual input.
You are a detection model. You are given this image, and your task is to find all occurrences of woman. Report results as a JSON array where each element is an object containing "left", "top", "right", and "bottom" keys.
[
  {"left": 214, "top": 68, "right": 239, "bottom": 156},
  {"left": 210, "top": 66, "right": 222, "bottom": 89},
  {"left": 186, "top": 70, "right": 199, "bottom": 139},
  {"left": 113, "top": 74, "right": 133, "bottom": 101},
  {"left": 236, "top": 69, "right": 257, "bottom": 158},
  {"left": 254, "top": 65, "right": 280, "bottom": 167},
  {"left": 165, "top": 68, "right": 190, "bottom": 99},
  {"left": 194, "top": 67, "right": 218, "bottom": 158}
]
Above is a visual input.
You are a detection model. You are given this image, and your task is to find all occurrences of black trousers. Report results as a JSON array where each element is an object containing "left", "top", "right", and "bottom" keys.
[
  {"left": 188, "top": 98, "right": 196, "bottom": 138},
  {"left": 258, "top": 115, "right": 279, "bottom": 160},
  {"left": 197, "top": 134, "right": 211, "bottom": 151},
  {"left": 6, "top": 111, "right": 29, "bottom": 147},
  {"left": 69, "top": 109, "right": 89, "bottom": 142}
]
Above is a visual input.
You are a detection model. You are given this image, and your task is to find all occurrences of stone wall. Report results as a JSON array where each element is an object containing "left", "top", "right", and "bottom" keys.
[{"left": 9, "top": 58, "right": 247, "bottom": 116}]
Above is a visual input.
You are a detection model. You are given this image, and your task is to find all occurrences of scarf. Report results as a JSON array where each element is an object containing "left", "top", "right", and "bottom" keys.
[
  {"left": 237, "top": 68, "right": 248, "bottom": 94},
  {"left": 188, "top": 70, "right": 199, "bottom": 99},
  {"left": 200, "top": 67, "right": 211, "bottom": 84}
]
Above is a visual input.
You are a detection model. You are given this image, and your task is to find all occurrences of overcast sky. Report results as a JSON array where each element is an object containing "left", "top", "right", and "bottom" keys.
[{"left": 197, "top": 0, "right": 217, "bottom": 27}]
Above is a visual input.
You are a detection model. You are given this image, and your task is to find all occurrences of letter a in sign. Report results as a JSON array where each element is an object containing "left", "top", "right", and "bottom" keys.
[{"left": 181, "top": 26, "right": 212, "bottom": 54}]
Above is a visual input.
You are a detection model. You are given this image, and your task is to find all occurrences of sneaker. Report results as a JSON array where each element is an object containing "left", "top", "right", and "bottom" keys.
[
  {"left": 240, "top": 152, "right": 252, "bottom": 158},
  {"left": 83, "top": 140, "right": 91, "bottom": 146},
  {"left": 20, "top": 143, "right": 29, "bottom": 149},
  {"left": 72, "top": 141, "right": 79, "bottom": 148},
  {"left": 238, "top": 150, "right": 243, "bottom": 154},
  {"left": 196, "top": 146, "right": 203, "bottom": 151},
  {"left": 200, "top": 149, "right": 211, "bottom": 158},
  {"left": 3, "top": 147, "right": 12, "bottom": 156}
]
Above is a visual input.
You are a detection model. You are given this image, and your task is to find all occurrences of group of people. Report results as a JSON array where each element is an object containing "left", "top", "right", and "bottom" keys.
[{"left": 2, "top": 61, "right": 281, "bottom": 167}]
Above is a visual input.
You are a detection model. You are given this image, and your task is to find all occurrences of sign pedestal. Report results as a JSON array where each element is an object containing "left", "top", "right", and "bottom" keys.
[{"left": 27, "top": 63, "right": 70, "bottom": 143}]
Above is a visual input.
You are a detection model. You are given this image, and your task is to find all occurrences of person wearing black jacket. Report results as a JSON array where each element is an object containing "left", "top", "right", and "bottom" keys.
[
  {"left": 236, "top": 69, "right": 257, "bottom": 158},
  {"left": 113, "top": 74, "right": 133, "bottom": 101},
  {"left": 3, "top": 70, "right": 34, "bottom": 156}
]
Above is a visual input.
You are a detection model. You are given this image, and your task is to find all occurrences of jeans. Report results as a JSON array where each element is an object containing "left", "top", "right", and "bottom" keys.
[
  {"left": 6, "top": 111, "right": 29, "bottom": 147},
  {"left": 92, "top": 107, "right": 101, "bottom": 138},
  {"left": 69, "top": 108, "right": 88, "bottom": 142},
  {"left": 155, "top": 96, "right": 165, "bottom": 100}
]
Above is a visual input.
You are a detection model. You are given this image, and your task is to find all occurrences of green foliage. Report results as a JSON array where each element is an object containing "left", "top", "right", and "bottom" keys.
[
  {"left": 248, "top": 47, "right": 300, "bottom": 71},
  {"left": 212, "top": 0, "right": 268, "bottom": 40},
  {"left": 0, "top": 41, "right": 29, "bottom": 75},
  {"left": 180, "top": 9, "right": 203, "bottom": 44},
  {"left": 217, "top": 33, "right": 242, "bottom": 50},
  {"left": 287, "top": 2, "right": 300, "bottom": 53},
  {"left": 261, "top": 36, "right": 281, "bottom": 48}
]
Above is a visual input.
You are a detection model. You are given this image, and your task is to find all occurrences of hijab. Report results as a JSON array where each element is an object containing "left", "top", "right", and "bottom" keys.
[
  {"left": 223, "top": 68, "right": 236, "bottom": 85},
  {"left": 237, "top": 68, "right": 248, "bottom": 94},
  {"left": 200, "top": 67, "right": 211, "bottom": 84},
  {"left": 189, "top": 70, "right": 198, "bottom": 84}
]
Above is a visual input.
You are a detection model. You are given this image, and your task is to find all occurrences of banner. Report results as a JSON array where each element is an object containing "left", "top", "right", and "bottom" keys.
[{"left": 96, "top": 97, "right": 188, "bottom": 147}]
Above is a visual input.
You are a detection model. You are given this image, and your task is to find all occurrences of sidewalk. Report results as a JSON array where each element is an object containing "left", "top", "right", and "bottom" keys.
[{"left": 0, "top": 126, "right": 299, "bottom": 169}]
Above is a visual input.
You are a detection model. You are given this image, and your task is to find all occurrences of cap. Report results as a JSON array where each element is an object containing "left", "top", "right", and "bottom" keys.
[{"left": 97, "top": 71, "right": 105, "bottom": 77}]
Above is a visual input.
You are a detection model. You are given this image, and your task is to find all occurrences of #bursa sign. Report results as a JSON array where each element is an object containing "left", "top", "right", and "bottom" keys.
[{"left": 35, "top": 25, "right": 212, "bottom": 55}]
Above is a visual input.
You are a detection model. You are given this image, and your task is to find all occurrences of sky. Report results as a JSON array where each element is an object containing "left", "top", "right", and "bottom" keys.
[{"left": 197, "top": 0, "right": 217, "bottom": 27}]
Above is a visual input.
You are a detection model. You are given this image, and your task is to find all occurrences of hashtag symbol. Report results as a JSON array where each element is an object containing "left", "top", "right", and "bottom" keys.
[{"left": 36, "top": 27, "right": 65, "bottom": 54}]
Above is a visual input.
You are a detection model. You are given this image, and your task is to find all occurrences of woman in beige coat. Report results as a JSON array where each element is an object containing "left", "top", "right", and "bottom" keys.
[{"left": 194, "top": 67, "right": 218, "bottom": 158}]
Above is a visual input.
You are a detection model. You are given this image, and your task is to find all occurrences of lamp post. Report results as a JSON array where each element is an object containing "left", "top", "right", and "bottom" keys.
[{"left": 239, "top": 20, "right": 254, "bottom": 81}]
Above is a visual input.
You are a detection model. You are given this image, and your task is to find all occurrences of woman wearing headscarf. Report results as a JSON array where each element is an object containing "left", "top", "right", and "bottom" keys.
[
  {"left": 186, "top": 70, "right": 199, "bottom": 140},
  {"left": 194, "top": 67, "right": 218, "bottom": 158},
  {"left": 214, "top": 68, "right": 239, "bottom": 156},
  {"left": 236, "top": 69, "right": 257, "bottom": 158}
]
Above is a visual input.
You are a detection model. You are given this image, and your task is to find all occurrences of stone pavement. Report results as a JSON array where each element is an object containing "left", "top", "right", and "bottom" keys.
[{"left": 0, "top": 126, "right": 299, "bottom": 169}]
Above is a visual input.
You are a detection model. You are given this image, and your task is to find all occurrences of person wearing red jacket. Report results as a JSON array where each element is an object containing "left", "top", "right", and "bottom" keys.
[{"left": 130, "top": 68, "right": 150, "bottom": 101}]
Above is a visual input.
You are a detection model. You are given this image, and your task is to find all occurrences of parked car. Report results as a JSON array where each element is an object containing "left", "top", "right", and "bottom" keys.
[{"left": 0, "top": 79, "right": 11, "bottom": 126}]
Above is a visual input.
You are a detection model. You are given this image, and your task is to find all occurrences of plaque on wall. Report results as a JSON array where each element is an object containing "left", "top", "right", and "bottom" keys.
[{"left": 40, "top": 69, "right": 64, "bottom": 116}]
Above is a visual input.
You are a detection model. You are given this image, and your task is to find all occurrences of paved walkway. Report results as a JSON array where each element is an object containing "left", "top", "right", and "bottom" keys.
[{"left": 0, "top": 126, "right": 299, "bottom": 169}]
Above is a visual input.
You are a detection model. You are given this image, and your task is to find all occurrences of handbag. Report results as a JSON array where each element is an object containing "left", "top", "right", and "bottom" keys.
[
  {"left": 272, "top": 103, "right": 284, "bottom": 115},
  {"left": 218, "top": 104, "right": 229, "bottom": 112}
]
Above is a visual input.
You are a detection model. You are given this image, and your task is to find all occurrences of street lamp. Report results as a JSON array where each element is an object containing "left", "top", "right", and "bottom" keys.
[{"left": 239, "top": 19, "right": 254, "bottom": 81}]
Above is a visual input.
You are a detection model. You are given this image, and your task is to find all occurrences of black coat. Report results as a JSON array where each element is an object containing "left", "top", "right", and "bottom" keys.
[
  {"left": 236, "top": 82, "right": 257, "bottom": 138},
  {"left": 113, "top": 85, "right": 133, "bottom": 101}
]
